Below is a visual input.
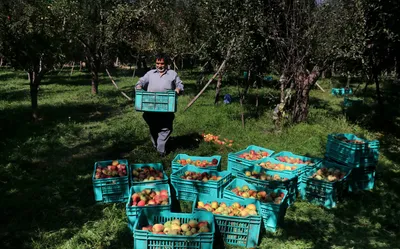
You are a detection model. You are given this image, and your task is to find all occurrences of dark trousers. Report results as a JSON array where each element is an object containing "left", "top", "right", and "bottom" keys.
[{"left": 143, "top": 112, "right": 175, "bottom": 154}]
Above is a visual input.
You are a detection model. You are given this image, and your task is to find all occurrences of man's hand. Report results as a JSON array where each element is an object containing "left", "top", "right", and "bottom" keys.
[
  {"left": 136, "top": 85, "right": 142, "bottom": 90},
  {"left": 175, "top": 88, "right": 181, "bottom": 95}
]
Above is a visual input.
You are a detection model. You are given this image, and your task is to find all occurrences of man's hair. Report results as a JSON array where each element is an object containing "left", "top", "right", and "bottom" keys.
[{"left": 155, "top": 53, "right": 169, "bottom": 64}]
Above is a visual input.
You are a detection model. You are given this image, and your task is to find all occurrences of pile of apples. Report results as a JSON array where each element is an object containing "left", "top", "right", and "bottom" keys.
[
  {"left": 237, "top": 150, "right": 269, "bottom": 161},
  {"left": 275, "top": 156, "right": 314, "bottom": 165},
  {"left": 243, "top": 170, "right": 289, "bottom": 182},
  {"left": 130, "top": 188, "right": 169, "bottom": 207},
  {"left": 180, "top": 171, "right": 222, "bottom": 182},
  {"left": 197, "top": 201, "right": 258, "bottom": 217},
  {"left": 175, "top": 158, "right": 219, "bottom": 168},
  {"left": 309, "top": 167, "right": 346, "bottom": 182},
  {"left": 258, "top": 161, "right": 298, "bottom": 171},
  {"left": 141, "top": 219, "right": 210, "bottom": 235},
  {"left": 334, "top": 136, "right": 364, "bottom": 144},
  {"left": 94, "top": 160, "right": 127, "bottom": 179},
  {"left": 132, "top": 166, "right": 164, "bottom": 182},
  {"left": 202, "top": 133, "right": 233, "bottom": 146},
  {"left": 230, "top": 185, "right": 285, "bottom": 204}
]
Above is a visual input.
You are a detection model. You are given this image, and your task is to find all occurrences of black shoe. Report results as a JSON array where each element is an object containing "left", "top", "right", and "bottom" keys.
[{"left": 159, "top": 152, "right": 166, "bottom": 158}]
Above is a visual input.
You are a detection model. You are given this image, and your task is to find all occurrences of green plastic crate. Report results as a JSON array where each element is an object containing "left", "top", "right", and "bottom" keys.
[
  {"left": 236, "top": 165, "right": 298, "bottom": 206},
  {"left": 171, "top": 154, "right": 222, "bottom": 173},
  {"left": 331, "top": 88, "right": 353, "bottom": 96},
  {"left": 272, "top": 151, "right": 323, "bottom": 175},
  {"left": 256, "top": 157, "right": 308, "bottom": 182},
  {"left": 343, "top": 97, "right": 363, "bottom": 107},
  {"left": 171, "top": 165, "right": 232, "bottom": 201},
  {"left": 129, "top": 163, "right": 168, "bottom": 186},
  {"left": 223, "top": 178, "right": 288, "bottom": 232},
  {"left": 194, "top": 197, "right": 262, "bottom": 248},
  {"left": 348, "top": 166, "right": 376, "bottom": 192},
  {"left": 227, "top": 145, "right": 275, "bottom": 177},
  {"left": 133, "top": 209, "right": 215, "bottom": 249},
  {"left": 126, "top": 184, "right": 172, "bottom": 232},
  {"left": 92, "top": 159, "right": 129, "bottom": 203},
  {"left": 304, "top": 160, "right": 352, "bottom": 209},
  {"left": 325, "top": 133, "right": 379, "bottom": 167},
  {"left": 135, "top": 90, "right": 177, "bottom": 112}
]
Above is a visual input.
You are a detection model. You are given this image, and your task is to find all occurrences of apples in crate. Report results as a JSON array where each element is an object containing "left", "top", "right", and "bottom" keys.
[
  {"left": 275, "top": 156, "right": 314, "bottom": 165},
  {"left": 94, "top": 160, "right": 127, "bottom": 179},
  {"left": 238, "top": 150, "right": 270, "bottom": 160},
  {"left": 258, "top": 161, "right": 298, "bottom": 171},
  {"left": 176, "top": 158, "right": 218, "bottom": 167},
  {"left": 230, "top": 185, "right": 286, "bottom": 204},
  {"left": 243, "top": 170, "right": 289, "bottom": 182},
  {"left": 131, "top": 166, "right": 164, "bottom": 182},
  {"left": 197, "top": 201, "right": 258, "bottom": 217},
  {"left": 141, "top": 219, "right": 211, "bottom": 235},
  {"left": 130, "top": 188, "right": 169, "bottom": 207},
  {"left": 309, "top": 167, "right": 347, "bottom": 182},
  {"left": 180, "top": 171, "right": 222, "bottom": 181}
]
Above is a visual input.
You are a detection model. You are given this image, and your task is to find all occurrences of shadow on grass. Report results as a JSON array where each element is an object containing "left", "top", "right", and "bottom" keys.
[
  {"left": 167, "top": 132, "right": 203, "bottom": 154},
  {"left": 0, "top": 99, "right": 148, "bottom": 248}
]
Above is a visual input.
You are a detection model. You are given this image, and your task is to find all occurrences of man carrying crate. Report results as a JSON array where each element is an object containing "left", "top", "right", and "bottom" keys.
[{"left": 135, "top": 54, "right": 184, "bottom": 157}]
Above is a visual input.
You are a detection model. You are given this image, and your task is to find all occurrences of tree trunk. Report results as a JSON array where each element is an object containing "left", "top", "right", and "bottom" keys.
[
  {"left": 280, "top": 74, "right": 287, "bottom": 103},
  {"left": 373, "top": 72, "right": 384, "bottom": 116},
  {"left": 346, "top": 71, "right": 351, "bottom": 88},
  {"left": 396, "top": 53, "right": 400, "bottom": 80},
  {"left": 28, "top": 71, "right": 41, "bottom": 119},
  {"left": 0, "top": 57, "right": 3, "bottom": 67},
  {"left": 214, "top": 73, "right": 223, "bottom": 104},
  {"left": 91, "top": 69, "right": 99, "bottom": 94},
  {"left": 292, "top": 69, "right": 320, "bottom": 123}
]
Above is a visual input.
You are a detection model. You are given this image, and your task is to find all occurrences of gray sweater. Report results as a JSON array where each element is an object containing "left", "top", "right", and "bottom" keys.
[{"left": 136, "top": 69, "right": 184, "bottom": 92}]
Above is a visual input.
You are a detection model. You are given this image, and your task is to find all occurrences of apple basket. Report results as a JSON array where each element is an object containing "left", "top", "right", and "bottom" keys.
[
  {"left": 171, "top": 154, "right": 222, "bottom": 173},
  {"left": 227, "top": 145, "right": 275, "bottom": 177},
  {"left": 126, "top": 183, "right": 172, "bottom": 232},
  {"left": 171, "top": 165, "right": 232, "bottom": 202},
  {"left": 193, "top": 197, "right": 262, "bottom": 248},
  {"left": 92, "top": 159, "right": 130, "bottom": 203},
  {"left": 133, "top": 209, "right": 215, "bottom": 249},
  {"left": 223, "top": 178, "right": 289, "bottom": 232}
]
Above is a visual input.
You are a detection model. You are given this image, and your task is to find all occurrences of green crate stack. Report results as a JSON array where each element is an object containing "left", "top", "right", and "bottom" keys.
[{"left": 304, "top": 160, "right": 352, "bottom": 209}]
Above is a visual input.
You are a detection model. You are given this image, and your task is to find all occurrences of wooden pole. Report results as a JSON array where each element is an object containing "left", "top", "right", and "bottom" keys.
[
  {"left": 315, "top": 82, "right": 325, "bottom": 92},
  {"left": 106, "top": 69, "right": 132, "bottom": 101},
  {"left": 184, "top": 38, "right": 234, "bottom": 112},
  {"left": 184, "top": 59, "right": 227, "bottom": 112}
]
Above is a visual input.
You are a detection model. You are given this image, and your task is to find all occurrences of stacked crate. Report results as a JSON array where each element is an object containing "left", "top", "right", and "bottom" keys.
[{"left": 325, "top": 133, "right": 379, "bottom": 192}]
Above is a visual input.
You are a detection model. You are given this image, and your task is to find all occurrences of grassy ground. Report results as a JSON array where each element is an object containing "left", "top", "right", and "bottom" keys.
[{"left": 0, "top": 67, "right": 399, "bottom": 249}]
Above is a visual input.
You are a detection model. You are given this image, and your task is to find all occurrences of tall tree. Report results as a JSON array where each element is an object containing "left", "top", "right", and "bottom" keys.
[
  {"left": 56, "top": 0, "right": 147, "bottom": 94},
  {"left": 0, "top": 0, "right": 64, "bottom": 118}
]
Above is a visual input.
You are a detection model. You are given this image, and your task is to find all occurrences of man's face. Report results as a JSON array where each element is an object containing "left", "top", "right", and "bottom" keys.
[{"left": 156, "top": 59, "right": 165, "bottom": 72}]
